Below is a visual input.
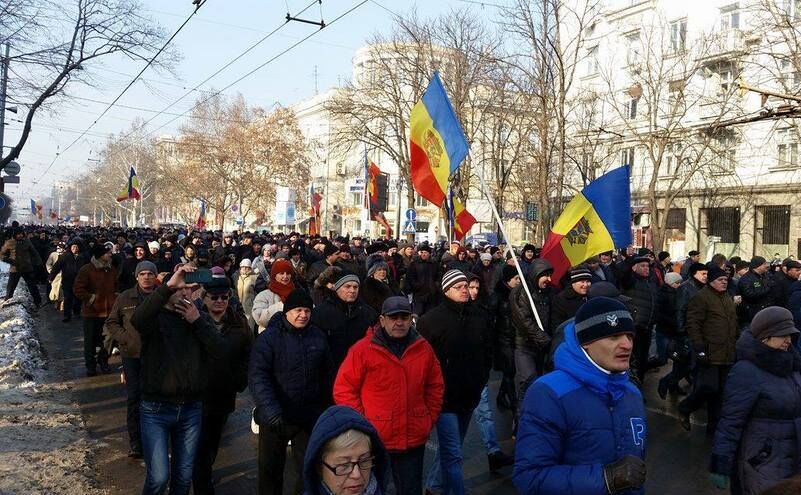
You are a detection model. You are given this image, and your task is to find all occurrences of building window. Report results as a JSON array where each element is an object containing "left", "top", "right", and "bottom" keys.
[
  {"left": 626, "top": 32, "right": 641, "bottom": 66},
  {"left": 388, "top": 190, "right": 398, "bottom": 207},
  {"left": 350, "top": 191, "right": 364, "bottom": 207},
  {"left": 621, "top": 147, "right": 636, "bottom": 168},
  {"left": 713, "top": 131, "right": 737, "bottom": 172},
  {"left": 665, "top": 208, "right": 687, "bottom": 231},
  {"left": 354, "top": 219, "right": 362, "bottom": 232},
  {"left": 703, "top": 207, "right": 740, "bottom": 243},
  {"left": 781, "top": 58, "right": 801, "bottom": 88},
  {"left": 760, "top": 206, "right": 791, "bottom": 245},
  {"left": 668, "top": 80, "right": 685, "bottom": 111},
  {"left": 777, "top": 128, "right": 799, "bottom": 168},
  {"left": 670, "top": 19, "right": 687, "bottom": 53},
  {"left": 720, "top": 4, "right": 740, "bottom": 31},
  {"left": 624, "top": 96, "right": 638, "bottom": 119},
  {"left": 719, "top": 64, "right": 735, "bottom": 94},
  {"left": 586, "top": 45, "right": 599, "bottom": 76},
  {"left": 415, "top": 195, "right": 429, "bottom": 208},
  {"left": 782, "top": 0, "right": 801, "bottom": 20},
  {"left": 663, "top": 143, "right": 683, "bottom": 176}
]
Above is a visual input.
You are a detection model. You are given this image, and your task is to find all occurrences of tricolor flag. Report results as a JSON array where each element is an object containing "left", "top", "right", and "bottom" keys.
[
  {"left": 364, "top": 154, "right": 393, "bottom": 238},
  {"left": 410, "top": 72, "right": 469, "bottom": 207},
  {"left": 308, "top": 183, "right": 322, "bottom": 236},
  {"left": 195, "top": 200, "right": 207, "bottom": 230},
  {"left": 447, "top": 188, "right": 476, "bottom": 241},
  {"left": 540, "top": 167, "right": 632, "bottom": 285},
  {"left": 117, "top": 167, "right": 141, "bottom": 202}
]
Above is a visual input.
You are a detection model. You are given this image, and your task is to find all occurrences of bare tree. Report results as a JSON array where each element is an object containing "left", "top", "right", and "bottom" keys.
[{"left": 0, "top": 0, "right": 176, "bottom": 169}]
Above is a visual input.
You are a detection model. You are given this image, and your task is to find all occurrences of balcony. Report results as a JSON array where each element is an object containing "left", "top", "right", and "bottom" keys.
[{"left": 698, "top": 30, "right": 749, "bottom": 63}]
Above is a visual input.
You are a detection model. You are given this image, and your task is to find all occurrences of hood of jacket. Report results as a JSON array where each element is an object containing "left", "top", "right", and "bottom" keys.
[
  {"left": 526, "top": 259, "right": 554, "bottom": 286},
  {"left": 554, "top": 321, "right": 638, "bottom": 405},
  {"left": 303, "top": 406, "right": 393, "bottom": 495},
  {"left": 736, "top": 330, "right": 801, "bottom": 377}
]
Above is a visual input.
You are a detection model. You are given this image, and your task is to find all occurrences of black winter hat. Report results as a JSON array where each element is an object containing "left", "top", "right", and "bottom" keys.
[
  {"left": 366, "top": 242, "right": 387, "bottom": 255},
  {"left": 749, "top": 256, "right": 767, "bottom": 269},
  {"left": 688, "top": 262, "right": 708, "bottom": 276},
  {"left": 283, "top": 289, "right": 314, "bottom": 313},
  {"left": 323, "top": 244, "right": 339, "bottom": 258},
  {"left": 707, "top": 266, "right": 728, "bottom": 285},
  {"left": 574, "top": 297, "right": 635, "bottom": 346},
  {"left": 501, "top": 265, "right": 518, "bottom": 284},
  {"left": 90, "top": 243, "right": 111, "bottom": 259},
  {"left": 522, "top": 243, "right": 536, "bottom": 254}
]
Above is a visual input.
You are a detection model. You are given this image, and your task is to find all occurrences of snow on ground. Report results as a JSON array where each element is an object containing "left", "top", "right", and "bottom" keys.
[{"left": 0, "top": 269, "right": 107, "bottom": 495}]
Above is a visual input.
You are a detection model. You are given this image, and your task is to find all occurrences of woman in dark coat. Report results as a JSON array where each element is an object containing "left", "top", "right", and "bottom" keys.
[
  {"left": 709, "top": 307, "right": 801, "bottom": 494},
  {"left": 360, "top": 254, "right": 399, "bottom": 315}
]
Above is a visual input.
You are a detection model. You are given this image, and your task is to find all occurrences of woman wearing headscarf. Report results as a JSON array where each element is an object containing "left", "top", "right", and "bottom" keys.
[
  {"left": 252, "top": 259, "right": 298, "bottom": 333},
  {"left": 709, "top": 307, "right": 801, "bottom": 494}
]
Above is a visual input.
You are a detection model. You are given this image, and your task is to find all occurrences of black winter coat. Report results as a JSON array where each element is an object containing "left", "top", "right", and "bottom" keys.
[
  {"left": 310, "top": 290, "right": 378, "bottom": 370},
  {"left": 656, "top": 283, "right": 680, "bottom": 337},
  {"left": 360, "top": 276, "right": 398, "bottom": 315},
  {"left": 202, "top": 307, "right": 253, "bottom": 414},
  {"left": 490, "top": 279, "right": 515, "bottom": 348},
  {"left": 738, "top": 270, "right": 775, "bottom": 322},
  {"left": 710, "top": 332, "right": 801, "bottom": 495},
  {"left": 550, "top": 286, "right": 587, "bottom": 330},
  {"left": 509, "top": 259, "right": 553, "bottom": 352},
  {"left": 49, "top": 252, "right": 87, "bottom": 284},
  {"left": 248, "top": 312, "right": 333, "bottom": 428},
  {"left": 676, "top": 278, "right": 705, "bottom": 332},
  {"left": 623, "top": 274, "right": 658, "bottom": 330},
  {"left": 130, "top": 284, "right": 226, "bottom": 404},
  {"left": 772, "top": 272, "right": 798, "bottom": 309},
  {"left": 418, "top": 297, "right": 491, "bottom": 414},
  {"left": 404, "top": 258, "right": 439, "bottom": 301}
]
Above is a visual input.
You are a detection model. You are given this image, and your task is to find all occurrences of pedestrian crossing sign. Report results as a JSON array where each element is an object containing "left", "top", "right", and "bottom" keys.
[{"left": 403, "top": 220, "right": 416, "bottom": 234}]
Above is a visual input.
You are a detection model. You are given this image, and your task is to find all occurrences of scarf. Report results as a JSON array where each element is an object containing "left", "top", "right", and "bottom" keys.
[{"left": 268, "top": 279, "right": 295, "bottom": 302}]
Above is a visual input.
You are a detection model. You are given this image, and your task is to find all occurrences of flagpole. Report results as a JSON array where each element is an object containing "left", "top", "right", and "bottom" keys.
[{"left": 473, "top": 153, "right": 545, "bottom": 332}]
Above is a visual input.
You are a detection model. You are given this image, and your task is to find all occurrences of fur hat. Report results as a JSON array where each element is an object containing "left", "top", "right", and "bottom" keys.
[
  {"left": 283, "top": 289, "right": 314, "bottom": 313},
  {"left": 314, "top": 266, "right": 343, "bottom": 289},
  {"left": 366, "top": 253, "right": 389, "bottom": 278}
]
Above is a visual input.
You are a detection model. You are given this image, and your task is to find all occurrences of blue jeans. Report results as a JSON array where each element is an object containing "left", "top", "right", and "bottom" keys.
[
  {"left": 140, "top": 400, "right": 203, "bottom": 495},
  {"left": 474, "top": 385, "right": 500, "bottom": 454},
  {"left": 426, "top": 411, "right": 472, "bottom": 495}
]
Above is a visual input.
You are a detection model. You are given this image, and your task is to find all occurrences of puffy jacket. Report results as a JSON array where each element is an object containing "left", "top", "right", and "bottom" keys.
[
  {"left": 622, "top": 274, "right": 658, "bottom": 330},
  {"left": 0, "top": 238, "right": 42, "bottom": 273},
  {"left": 738, "top": 270, "right": 775, "bottom": 322},
  {"left": 510, "top": 259, "right": 553, "bottom": 352},
  {"left": 550, "top": 286, "right": 587, "bottom": 330},
  {"left": 710, "top": 332, "right": 801, "bottom": 495},
  {"left": 252, "top": 288, "right": 285, "bottom": 332},
  {"left": 103, "top": 286, "right": 147, "bottom": 358},
  {"left": 310, "top": 290, "right": 378, "bottom": 371},
  {"left": 130, "top": 284, "right": 226, "bottom": 403},
  {"left": 417, "top": 297, "right": 491, "bottom": 414},
  {"left": 513, "top": 322, "right": 646, "bottom": 495},
  {"left": 202, "top": 307, "right": 252, "bottom": 414},
  {"left": 249, "top": 312, "right": 334, "bottom": 428},
  {"left": 333, "top": 326, "right": 444, "bottom": 451},
  {"left": 686, "top": 286, "right": 738, "bottom": 365},
  {"left": 73, "top": 257, "right": 119, "bottom": 318},
  {"left": 303, "top": 406, "right": 394, "bottom": 495}
]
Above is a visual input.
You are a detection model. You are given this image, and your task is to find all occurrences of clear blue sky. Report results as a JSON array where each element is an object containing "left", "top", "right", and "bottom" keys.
[{"left": 6, "top": 0, "right": 505, "bottom": 204}]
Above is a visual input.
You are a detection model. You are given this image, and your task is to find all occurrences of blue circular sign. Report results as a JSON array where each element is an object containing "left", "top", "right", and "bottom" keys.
[
  {"left": 405, "top": 208, "right": 416, "bottom": 221},
  {"left": 0, "top": 196, "right": 6, "bottom": 209}
]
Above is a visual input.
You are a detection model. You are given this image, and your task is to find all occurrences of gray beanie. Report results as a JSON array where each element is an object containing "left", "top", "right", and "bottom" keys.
[{"left": 135, "top": 260, "right": 158, "bottom": 277}]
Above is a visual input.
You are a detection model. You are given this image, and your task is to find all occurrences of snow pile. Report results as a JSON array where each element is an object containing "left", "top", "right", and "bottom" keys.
[{"left": 0, "top": 283, "right": 46, "bottom": 384}]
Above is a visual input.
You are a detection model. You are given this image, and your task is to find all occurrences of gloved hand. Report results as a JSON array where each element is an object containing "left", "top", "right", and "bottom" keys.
[
  {"left": 603, "top": 455, "right": 647, "bottom": 494},
  {"left": 709, "top": 473, "right": 729, "bottom": 490},
  {"left": 267, "top": 415, "right": 286, "bottom": 435}
]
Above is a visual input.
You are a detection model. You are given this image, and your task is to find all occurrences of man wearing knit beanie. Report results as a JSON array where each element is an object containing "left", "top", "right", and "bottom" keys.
[
  {"left": 552, "top": 267, "right": 592, "bottom": 329},
  {"left": 514, "top": 297, "right": 646, "bottom": 495},
  {"left": 311, "top": 270, "right": 377, "bottom": 371},
  {"left": 418, "top": 268, "right": 491, "bottom": 495},
  {"left": 737, "top": 255, "right": 774, "bottom": 323},
  {"left": 249, "top": 287, "right": 332, "bottom": 494},
  {"left": 677, "top": 264, "right": 737, "bottom": 433}
]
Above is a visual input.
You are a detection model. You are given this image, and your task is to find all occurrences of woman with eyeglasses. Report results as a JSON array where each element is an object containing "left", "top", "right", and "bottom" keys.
[
  {"left": 192, "top": 277, "right": 253, "bottom": 495},
  {"left": 303, "top": 405, "right": 393, "bottom": 495}
]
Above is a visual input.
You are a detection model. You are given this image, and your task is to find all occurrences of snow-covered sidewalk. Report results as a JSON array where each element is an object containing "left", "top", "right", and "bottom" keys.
[{"left": 0, "top": 267, "right": 106, "bottom": 494}]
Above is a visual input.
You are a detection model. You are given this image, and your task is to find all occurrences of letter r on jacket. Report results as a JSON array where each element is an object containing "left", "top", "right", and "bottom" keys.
[{"left": 630, "top": 418, "right": 646, "bottom": 447}]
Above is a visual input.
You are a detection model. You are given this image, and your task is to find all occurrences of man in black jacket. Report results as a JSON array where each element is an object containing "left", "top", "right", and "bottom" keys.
[
  {"left": 49, "top": 240, "right": 87, "bottom": 322},
  {"left": 772, "top": 259, "right": 801, "bottom": 309},
  {"left": 419, "top": 269, "right": 491, "bottom": 495},
  {"left": 130, "top": 264, "right": 226, "bottom": 495},
  {"left": 622, "top": 256, "right": 659, "bottom": 384},
  {"left": 404, "top": 244, "right": 439, "bottom": 316},
  {"left": 550, "top": 267, "right": 591, "bottom": 329},
  {"left": 738, "top": 256, "right": 774, "bottom": 324}
]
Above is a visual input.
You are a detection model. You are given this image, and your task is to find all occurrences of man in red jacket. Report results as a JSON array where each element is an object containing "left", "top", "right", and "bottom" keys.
[{"left": 334, "top": 296, "right": 444, "bottom": 495}]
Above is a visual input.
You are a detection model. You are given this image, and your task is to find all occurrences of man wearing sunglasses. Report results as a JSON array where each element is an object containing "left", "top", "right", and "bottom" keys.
[{"left": 334, "top": 296, "right": 444, "bottom": 495}]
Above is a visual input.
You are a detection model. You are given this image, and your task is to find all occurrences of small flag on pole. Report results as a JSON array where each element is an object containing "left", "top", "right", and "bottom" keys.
[
  {"left": 30, "top": 199, "right": 36, "bottom": 215},
  {"left": 195, "top": 200, "right": 207, "bottom": 230},
  {"left": 117, "top": 167, "right": 141, "bottom": 202}
]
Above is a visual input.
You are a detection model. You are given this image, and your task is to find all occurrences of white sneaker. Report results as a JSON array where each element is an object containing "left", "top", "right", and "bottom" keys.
[{"left": 251, "top": 408, "right": 259, "bottom": 434}]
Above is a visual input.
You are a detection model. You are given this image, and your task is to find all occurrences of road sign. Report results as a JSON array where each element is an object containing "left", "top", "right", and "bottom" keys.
[
  {"left": 403, "top": 219, "right": 416, "bottom": 234},
  {"left": 1, "top": 175, "right": 19, "bottom": 184},
  {"left": 0, "top": 196, "right": 5, "bottom": 209},
  {"left": 405, "top": 208, "right": 416, "bottom": 221},
  {"left": 3, "top": 161, "right": 20, "bottom": 176}
]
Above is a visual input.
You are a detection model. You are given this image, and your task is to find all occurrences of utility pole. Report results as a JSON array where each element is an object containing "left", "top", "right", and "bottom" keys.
[{"left": 0, "top": 44, "right": 9, "bottom": 193}]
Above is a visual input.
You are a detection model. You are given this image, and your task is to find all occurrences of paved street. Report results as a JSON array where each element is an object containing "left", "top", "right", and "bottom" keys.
[{"left": 36, "top": 305, "right": 717, "bottom": 494}]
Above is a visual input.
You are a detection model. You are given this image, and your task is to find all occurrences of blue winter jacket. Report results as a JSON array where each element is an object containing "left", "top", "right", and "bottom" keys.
[
  {"left": 513, "top": 322, "right": 647, "bottom": 495},
  {"left": 248, "top": 312, "right": 334, "bottom": 428}
]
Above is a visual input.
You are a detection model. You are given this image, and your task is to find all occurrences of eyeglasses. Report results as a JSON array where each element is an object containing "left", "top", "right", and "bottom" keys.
[
  {"left": 207, "top": 294, "right": 229, "bottom": 301},
  {"left": 321, "top": 457, "right": 374, "bottom": 476}
]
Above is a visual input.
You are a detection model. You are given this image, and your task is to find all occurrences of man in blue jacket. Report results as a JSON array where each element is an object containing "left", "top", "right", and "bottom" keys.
[{"left": 513, "top": 297, "right": 647, "bottom": 495}]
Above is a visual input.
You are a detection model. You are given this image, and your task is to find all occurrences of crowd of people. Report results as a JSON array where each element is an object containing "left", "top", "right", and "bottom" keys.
[{"left": 3, "top": 221, "right": 801, "bottom": 495}]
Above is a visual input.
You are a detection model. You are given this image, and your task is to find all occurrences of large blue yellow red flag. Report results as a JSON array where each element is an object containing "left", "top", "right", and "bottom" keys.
[
  {"left": 540, "top": 167, "right": 632, "bottom": 285},
  {"left": 116, "top": 167, "right": 141, "bottom": 202},
  {"left": 410, "top": 72, "right": 470, "bottom": 207}
]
